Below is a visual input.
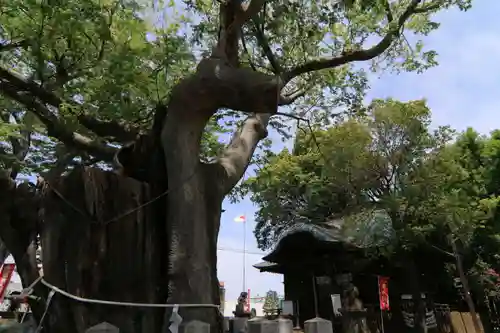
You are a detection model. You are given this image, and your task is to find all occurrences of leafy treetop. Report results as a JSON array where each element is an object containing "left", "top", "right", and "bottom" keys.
[
  {"left": 0, "top": 0, "right": 472, "bottom": 179},
  {"left": 246, "top": 99, "right": 494, "bottom": 252}
]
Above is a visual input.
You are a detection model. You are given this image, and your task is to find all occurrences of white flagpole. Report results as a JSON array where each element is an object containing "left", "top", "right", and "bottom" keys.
[
  {"left": 242, "top": 214, "right": 246, "bottom": 292},
  {"left": 380, "top": 308, "right": 385, "bottom": 333}
]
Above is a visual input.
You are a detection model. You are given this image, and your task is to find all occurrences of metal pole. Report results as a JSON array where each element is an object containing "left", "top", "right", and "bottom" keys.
[
  {"left": 380, "top": 310, "right": 385, "bottom": 333},
  {"left": 242, "top": 216, "right": 246, "bottom": 292},
  {"left": 295, "top": 300, "right": 301, "bottom": 329},
  {"left": 378, "top": 276, "right": 386, "bottom": 333},
  {"left": 312, "top": 275, "right": 319, "bottom": 318}
]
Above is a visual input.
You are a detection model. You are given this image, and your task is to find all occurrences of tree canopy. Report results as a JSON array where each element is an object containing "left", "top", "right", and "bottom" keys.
[
  {"left": 0, "top": 0, "right": 472, "bottom": 178},
  {"left": 263, "top": 290, "right": 280, "bottom": 316},
  {"left": 248, "top": 99, "right": 500, "bottom": 294}
]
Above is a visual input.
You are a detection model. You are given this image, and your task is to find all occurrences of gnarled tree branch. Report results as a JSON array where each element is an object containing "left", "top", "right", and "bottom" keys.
[
  {"left": 232, "top": 0, "right": 270, "bottom": 29},
  {"left": 189, "top": 54, "right": 306, "bottom": 192},
  {"left": 0, "top": 80, "right": 116, "bottom": 162},
  {"left": 0, "top": 40, "right": 29, "bottom": 53},
  {"left": 218, "top": 113, "right": 270, "bottom": 194},
  {"left": 251, "top": 17, "right": 282, "bottom": 74},
  {"left": 278, "top": 87, "right": 309, "bottom": 105},
  {"left": 283, "top": 0, "right": 428, "bottom": 83},
  {"left": 77, "top": 115, "right": 139, "bottom": 142},
  {"left": 163, "top": 54, "right": 282, "bottom": 194},
  {"left": 195, "top": 57, "right": 281, "bottom": 113},
  {"left": 217, "top": 0, "right": 271, "bottom": 65},
  {"left": 0, "top": 67, "right": 61, "bottom": 106}
]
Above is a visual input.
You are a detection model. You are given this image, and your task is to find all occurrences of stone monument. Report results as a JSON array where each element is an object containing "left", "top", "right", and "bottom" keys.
[
  {"left": 341, "top": 284, "right": 368, "bottom": 333},
  {"left": 234, "top": 292, "right": 252, "bottom": 318}
]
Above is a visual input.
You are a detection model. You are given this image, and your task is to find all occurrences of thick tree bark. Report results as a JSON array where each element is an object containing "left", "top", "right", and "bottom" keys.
[
  {"left": 40, "top": 168, "right": 167, "bottom": 333},
  {"left": 0, "top": 242, "right": 9, "bottom": 266},
  {"left": 159, "top": 50, "right": 275, "bottom": 331},
  {"left": 0, "top": 177, "right": 48, "bottom": 329},
  {"left": 160, "top": 75, "right": 223, "bottom": 331},
  {"left": 405, "top": 259, "right": 427, "bottom": 333}
]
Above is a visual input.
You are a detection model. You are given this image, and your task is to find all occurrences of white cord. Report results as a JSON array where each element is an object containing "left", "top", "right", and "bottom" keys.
[
  {"left": 39, "top": 278, "right": 219, "bottom": 308},
  {"left": 20, "top": 311, "right": 27, "bottom": 323},
  {"left": 35, "top": 289, "right": 55, "bottom": 333},
  {"left": 25, "top": 275, "right": 43, "bottom": 293}
]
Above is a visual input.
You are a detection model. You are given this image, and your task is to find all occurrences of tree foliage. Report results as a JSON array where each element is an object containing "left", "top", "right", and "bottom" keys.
[
  {"left": 263, "top": 290, "right": 280, "bottom": 315},
  {"left": 248, "top": 99, "right": 500, "bottom": 300},
  {"left": 449, "top": 129, "right": 500, "bottom": 294},
  {"left": 0, "top": 0, "right": 473, "bottom": 176},
  {"left": 247, "top": 99, "right": 494, "bottom": 252},
  {"left": 1, "top": 0, "right": 195, "bottom": 165}
]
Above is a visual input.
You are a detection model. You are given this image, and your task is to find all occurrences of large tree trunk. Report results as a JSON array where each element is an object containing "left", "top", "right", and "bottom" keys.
[
  {"left": 405, "top": 259, "right": 427, "bottom": 333},
  {"left": 40, "top": 168, "right": 168, "bottom": 333},
  {"left": 157, "top": 50, "right": 276, "bottom": 332},
  {"left": 160, "top": 80, "right": 224, "bottom": 332},
  {"left": 0, "top": 241, "right": 10, "bottom": 266},
  {"left": 0, "top": 177, "right": 49, "bottom": 327}
]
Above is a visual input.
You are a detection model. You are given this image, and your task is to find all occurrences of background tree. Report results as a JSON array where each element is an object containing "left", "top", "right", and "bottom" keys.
[
  {"left": 247, "top": 99, "right": 470, "bottom": 249},
  {"left": 248, "top": 100, "right": 499, "bottom": 332},
  {"left": 446, "top": 129, "right": 500, "bottom": 298},
  {"left": 0, "top": 0, "right": 473, "bottom": 331},
  {"left": 263, "top": 290, "right": 280, "bottom": 317}
]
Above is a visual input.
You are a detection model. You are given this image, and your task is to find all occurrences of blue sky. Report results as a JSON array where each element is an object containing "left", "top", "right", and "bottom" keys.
[{"left": 216, "top": 0, "right": 500, "bottom": 301}]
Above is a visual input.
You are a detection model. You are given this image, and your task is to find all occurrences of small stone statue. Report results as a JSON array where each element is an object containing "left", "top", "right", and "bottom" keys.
[
  {"left": 343, "top": 285, "right": 363, "bottom": 311},
  {"left": 233, "top": 292, "right": 251, "bottom": 318},
  {"left": 341, "top": 284, "right": 369, "bottom": 333}
]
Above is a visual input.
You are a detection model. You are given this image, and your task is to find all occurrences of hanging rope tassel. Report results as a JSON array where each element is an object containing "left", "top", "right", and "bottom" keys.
[
  {"left": 35, "top": 289, "right": 56, "bottom": 333},
  {"left": 169, "top": 304, "right": 183, "bottom": 333}
]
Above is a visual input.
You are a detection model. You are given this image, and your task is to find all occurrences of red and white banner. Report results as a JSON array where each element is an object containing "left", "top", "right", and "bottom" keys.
[
  {"left": 378, "top": 276, "right": 390, "bottom": 311},
  {"left": 245, "top": 289, "right": 251, "bottom": 312},
  {"left": 0, "top": 263, "right": 15, "bottom": 301}
]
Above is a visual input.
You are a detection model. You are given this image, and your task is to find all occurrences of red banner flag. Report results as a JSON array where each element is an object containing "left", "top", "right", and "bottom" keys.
[
  {"left": 245, "top": 289, "right": 251, "bottom": 312},
  {"left": 378, "top": 276, "right": 390, "bottom": 311}
]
